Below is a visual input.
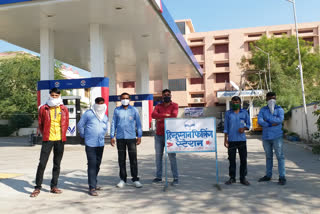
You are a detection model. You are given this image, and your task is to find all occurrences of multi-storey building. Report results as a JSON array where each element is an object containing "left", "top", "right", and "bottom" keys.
[{"left": 118, "top": 19, "right": 320, "bottom": 109}]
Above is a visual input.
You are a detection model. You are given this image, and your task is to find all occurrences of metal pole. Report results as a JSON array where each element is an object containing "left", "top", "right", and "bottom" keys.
[
  {"left": 267, "top": 53, "right": 272, "bottom": 91},
  {"left": 288, "top": 0, "right": 310, "bottom": 141}
]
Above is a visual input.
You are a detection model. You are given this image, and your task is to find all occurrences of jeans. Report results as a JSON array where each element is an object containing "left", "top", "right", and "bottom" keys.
[
  {"left": 262, "top": 137, "right": 286, "bottom": 178},
  {"left": 154, "top": 135, "right": 179, "bottom": 180},
  {"left": 35, "top": 141, "right": 64, "bottom": 189},
  {"left": 116, "top": 139, "right": 139, "bottom": 182},
  {"left": 228, "top": 141, "right": 247, "bottom": 180},
  {"left": 85, "top": 146, "right": 104, "bottom": 190}
]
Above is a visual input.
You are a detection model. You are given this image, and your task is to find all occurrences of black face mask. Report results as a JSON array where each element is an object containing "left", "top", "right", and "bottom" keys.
[{"left": 163, "top": 96, "right": 171, "bottom": 103}]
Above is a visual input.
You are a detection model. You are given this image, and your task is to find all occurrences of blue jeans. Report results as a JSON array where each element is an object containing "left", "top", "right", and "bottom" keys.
[
  {"left": 154, "top": 135, "right": 179, "bottom": 179},
  {"left": 85, "top": 146, "right": 104, "bottom": 190},
  {"left": 262, "top": 137, "right": 286, "bottom": 178}
]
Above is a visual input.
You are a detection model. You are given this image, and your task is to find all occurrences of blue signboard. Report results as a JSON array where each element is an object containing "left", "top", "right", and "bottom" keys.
[
  {"left": 0, "top": 0, "right": 32, "bottom": 5},
  {"left": 37, "top": 77, "right": 109, "bottom": 90}
]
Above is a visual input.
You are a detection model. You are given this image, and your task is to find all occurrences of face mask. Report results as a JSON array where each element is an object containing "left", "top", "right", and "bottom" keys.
[
  {"left": 47, "top": 96, "right": 62, "bottom": 107},
  {"left": 121, "top": 99, "right": 130, "bottom": 106},
  {"left": 268, "top": 99, "right": 276, "bottom": 114},
  {"left": 231, "top": 103, "right": 240, "bottom": 110},
  {"left": 92, "top": 104, "right": 107, "bottom": 121},
  {"left": 163, "top": 96, "right": 171, "bottom": 103}
]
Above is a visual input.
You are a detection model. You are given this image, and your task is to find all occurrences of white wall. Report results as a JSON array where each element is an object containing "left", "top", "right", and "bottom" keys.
[{"left": 284, "top": 103, "right": 320, "bottom": 140}]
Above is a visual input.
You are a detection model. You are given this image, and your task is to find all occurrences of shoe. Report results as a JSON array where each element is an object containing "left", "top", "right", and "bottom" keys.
[
  {"left": 240, "top": 179, "right": 250, "bottom": 186},
  {"left": 116, "top": 180, "right": 126, "bottom": 188},
  {"left": 152, "top": 178, "right": 162, "bottom": 183},
  {"left": 171, "top": 179, "right": 179, "bottom": 186},
  {"left": 95, "top": 186, "right": 102, "bottom": 191},
  {"left": 258, "top": 176, "right": 271, "bottom": 182},
  {"left": 30, "top": 188, "right": 40, "bottom": 198},
  {"left": 50, "top": 187, "right": 62, "bottom": 194},
  {"left": 278, "top": 177, "right": 287, "bottom": 185},
  {"left": 133, "top": 181, "right": 143, "bottom": 188},
  {"left": 89, "top": 189, "right": 98, "bottom": 196},
  {"left": 225, "top": 178, "right": 236, "bottom": 185}
]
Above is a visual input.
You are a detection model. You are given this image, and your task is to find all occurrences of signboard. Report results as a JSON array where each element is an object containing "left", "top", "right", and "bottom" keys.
[
  {"left": 67, "top": 119, "right": 76, "bottom": 136},
  {"left": 184, "top": 107, "right": 204, "bottom": 118},
  {"left": 0, "top": 0, "right": 32, "bottom": 5},
  {"left": 217, "top": 90, "right": 264, "bottom": 98},
  {"left": 165, "top": 117, "right": 216, "bottom": 153}
]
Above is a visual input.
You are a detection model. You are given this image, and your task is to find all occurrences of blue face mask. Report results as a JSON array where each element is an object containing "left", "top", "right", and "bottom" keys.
[{"left": 163, "top": 96, "right": 171, "bottom": 103}]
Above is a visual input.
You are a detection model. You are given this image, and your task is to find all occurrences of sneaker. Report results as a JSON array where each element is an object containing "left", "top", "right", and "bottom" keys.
[
  {"left": 278, "top": 177, "right": 287, "bottom": 185},
  {"left": 116, "top": 180, "right": 126, "bottom": 188},
  {"left": 152, "top": 178, "right": 162, "bottom": 183},
  {"left": 240, "top": 179, "right": 250, "bottom": 186},
  {"left": 258, "top": 176, "right": 271, "bottom": 182},
  {"left": 171, "top": 179, "right": 179, "bottom": 186},
  {"left": 225, "top": 178, "right": 236, "bottom": 185},
  {"left": 133, "top": 181, "right": 143, "bottom": 188}
]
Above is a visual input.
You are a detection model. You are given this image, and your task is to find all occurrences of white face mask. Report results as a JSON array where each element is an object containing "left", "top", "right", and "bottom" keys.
[
  {"left": 121, "top": 99, "right": 130, "bottom": 106},
  {"left": 47, "top": 96, "right": 63, "bottom": 107},
  {"left": 92, "top": 104, "right": 107, "bottom": 121},
  {"left": 267, "top": 99, "right": 276, "bottom": 114}
]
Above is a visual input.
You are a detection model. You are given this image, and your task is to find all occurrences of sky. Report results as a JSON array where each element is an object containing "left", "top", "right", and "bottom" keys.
[{"left": 1, "top": 0, "right": 320, "bottom": 76}]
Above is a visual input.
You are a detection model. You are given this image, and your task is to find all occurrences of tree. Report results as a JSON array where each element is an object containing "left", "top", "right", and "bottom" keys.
[
  {"left": 0, "top": 53, "right": 65, "bottom": 119},
  {"left": 240, "top": 35, "right": 320, "bottom": 112}
]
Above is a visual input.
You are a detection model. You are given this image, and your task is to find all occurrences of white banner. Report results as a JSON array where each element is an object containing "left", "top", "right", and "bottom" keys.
[{"left": 165, "top": 117, "right": 216, "bottom": 153}]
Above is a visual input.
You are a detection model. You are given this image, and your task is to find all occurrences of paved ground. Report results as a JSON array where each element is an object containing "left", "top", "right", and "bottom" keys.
[{"left": 0, "top": 134, "right": 319, "bottom": 214}]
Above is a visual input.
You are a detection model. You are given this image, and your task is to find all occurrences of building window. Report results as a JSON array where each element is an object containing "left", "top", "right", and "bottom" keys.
[
  {"left": 298, "top": 29, "right": 313, "bottom": 34},
  {"left": 215, "top": 36, "right": 229, "bottom": 40},
  {"left": 123, "top": 81, "right": 135, "bottom": 88},
  {"left": 215, "top": 44, "right": 229, "bottom": 54},
  {"left": 248, "top": 33, "right": 263, "bottom": 37},
  {"left": 216, "top": 62, "right": 229, "bottom": 68},
  {"left": 190, "top": 38, "right": 203, "bottom": 43},
  {"left": 189, "top": 104, "right": 205, "bottom": 107},
  {"left": 215, "top": 102, "right": 226, "bottom": 107},
  {"left": 200, "top": 64, "right": 204, "bottom": 68},
  {"left": 191, "top": 94, "right": 204, "bottom": 98},
  {"left": 169, "top": 79, "right": 186, "bottom": 91},
  {"left": 303, "top": 37, "right": 314, "bottom": 46},
  {"left": 216, "top": 73, "right": 230, "bottom": 83},
  {"left": 190, "top": 46, "right": 204, "bottom": 55},
  {"left": 190, "top": 78, "right": 204, "bottom": 85},
  {"left": 273, "top": 31, "right": 288, "bottom": 36}
]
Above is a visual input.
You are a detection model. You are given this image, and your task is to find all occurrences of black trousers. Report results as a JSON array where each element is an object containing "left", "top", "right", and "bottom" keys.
[
  {"left": 228, "top": 141, "right": 247, "bottom": 180},
  {"left": 85, "top": 146, "right": 104, "bottom": 190},
  {"left": 35, "top": 141, "right": 64, "bottom": 189},
  {"left": 116, "top": 139, "right": 139, "bottom": 182}
]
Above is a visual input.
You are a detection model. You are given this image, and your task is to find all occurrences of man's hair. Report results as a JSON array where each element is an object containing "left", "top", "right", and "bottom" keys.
[
  {"left": 231, "top": 96, "right": 241, "bottom": 102},
  {"left": 95, "top": 97, "right": 105, "bottom": 104},
  {"left": 266, "top": 92, "right": 276, "bottom": 98},
  {"left": 120, "top": 92, "right": 130, "bottom": 99},
  {"left": 162, "top": 89, "right": 171, "bottom": 94},
  {"left": 49, "top": 88, "right": 61, "bottom": 94}
]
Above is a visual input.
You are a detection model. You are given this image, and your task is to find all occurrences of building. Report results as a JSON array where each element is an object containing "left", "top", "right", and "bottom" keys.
[{"left": 118, "top": 20, "right": 320, "bottom": 109}]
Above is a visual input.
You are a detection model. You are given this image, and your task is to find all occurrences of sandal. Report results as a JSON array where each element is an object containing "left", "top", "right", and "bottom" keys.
[
  {"left": 89, "top": 189, "right": 98, "bottom": 196},
  {"left": 50, "top": 187, "right": 62, "bottom": 194},
  {"left": 95, "top": 186, "right": 102, "bottom": 191},
  {"left": 30, "top": 189, "right": 40, "bottom": 198}
]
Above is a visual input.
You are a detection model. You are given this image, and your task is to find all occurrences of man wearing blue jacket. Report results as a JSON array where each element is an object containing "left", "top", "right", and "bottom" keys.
[
  {"left": 224, "top": 96, "right": 251, "bottom": 186},
  {"left": 110, "top": 92, "right": 143, "bottom": 188},
  {"left": 258, "top": 92, "right": 286, "bottom": 185},
  {"left": 77, "top": 97, "right": 108, "bottom": 196}
]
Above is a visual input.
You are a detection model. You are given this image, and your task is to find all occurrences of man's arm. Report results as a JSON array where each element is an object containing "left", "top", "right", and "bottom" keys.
[
  {"left": 245, "top": 111, "right": 251, "bottom": 130},
  {"left": 170, "top": 103, "right": 179, "bottom": 118},
  {"left": 38, "top": 107, "right": 44, "bottom": 134},
  {"left": 266, "top": 108, "right": 284, "bottom": 125},
  {"left": 223, "top": 112, "right": 229, "bottom": 148},
  {"left": 135, "top": 108, "right": 143, "bottom": 138},
  {"left": 77, "top": 111, "right": 88, "bottom": 138},
  {"left": 110, "top": 109, "right": 118, "bottom": 139},
  {"left": 258, "top": 108, "right": 270, "bottom": 127}
]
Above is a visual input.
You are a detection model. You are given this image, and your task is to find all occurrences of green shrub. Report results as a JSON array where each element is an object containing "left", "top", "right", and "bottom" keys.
[
  {"left": 9, "top": 113, "right": 33, "bottom": 130},
  {"left": 0, "top": 125, "right": 15, "bottom": 137}
]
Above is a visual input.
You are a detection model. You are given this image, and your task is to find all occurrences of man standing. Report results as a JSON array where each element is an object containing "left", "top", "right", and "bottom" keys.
[
  {"left": 110, "top": 93, "right": 143, "bottom": 188},
  {"left": 258, "top": 92, "right": 286, "bottom": 185},
  {"left": 30, "top": 88, "right": 69, "bottom": 197},
  {"left": 151, "top": 89, "right": 179, "bottom": 186},
  {"left": 224, "top": 96, "right": 250, "bottom": 186},
  {"left": 77, "top": 97, "right": 108, "bottom": 196}
]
